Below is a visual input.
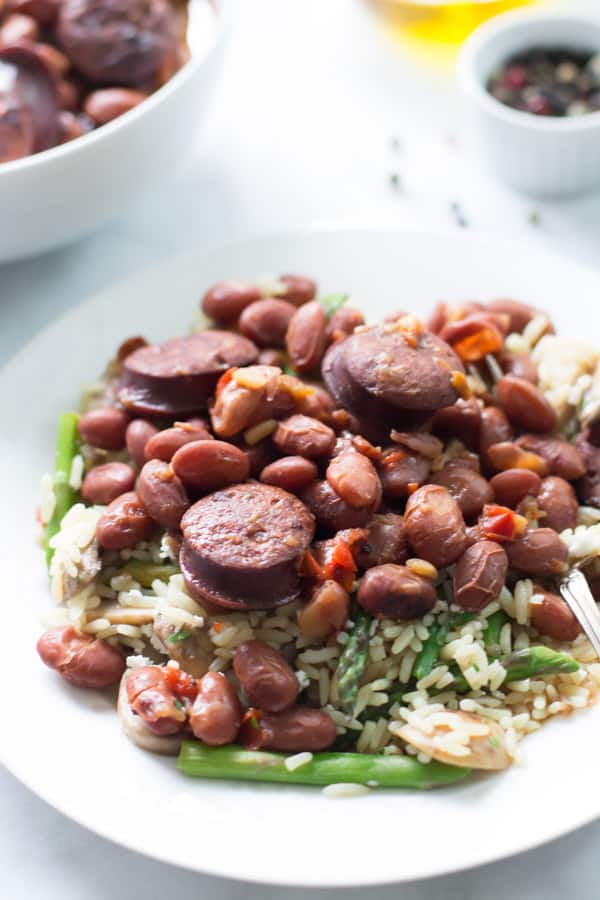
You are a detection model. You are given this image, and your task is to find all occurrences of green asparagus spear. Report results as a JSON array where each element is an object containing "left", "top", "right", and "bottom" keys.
[
  {"left": 120, "top": 560, "right": 180, "bottom": 587},
  {"left": 45, "top": 412, "right": 80, "bottom": 567},
  {"left": 178, "top": 742, "right": 471, "bottom": 788},
  {"left": 336, "top": 612, "right": 371, "bottom": 713},
  {"left": 483, "top": 610, "right": 509, "bottom": 649},
  {"left": 500, "top": 646, "right": 580, "bottom": 682},
  {"left": 413, "top": 613, "right": 475, "bottom": 682},
  {"left": 319, "top": 292, "right": 349, "bottom": 319}
]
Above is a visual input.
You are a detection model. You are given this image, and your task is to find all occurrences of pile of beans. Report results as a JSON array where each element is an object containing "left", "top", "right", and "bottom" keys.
[
  {"left": 0, "top": 0, "right": 188, "bottom": 162},
  {"left": 38, "top": 277, "right": 596, "bottom": 748},
  {"left": 488, "top": 46, "right": 600, "bottom": 117}
]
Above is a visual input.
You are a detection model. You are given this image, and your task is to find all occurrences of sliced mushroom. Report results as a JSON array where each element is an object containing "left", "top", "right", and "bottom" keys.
[
  {"left": 153, "top": 611, "right": 212, "bottom": 678},
  {"left": 395, "top": 710, "right": 511, "bottom": 770},
  {"left": 117, "top": 672, "right": 182, "bottom": 756},
  {"left": 95, "top": 604, "right": 156, "bottom": 626}
]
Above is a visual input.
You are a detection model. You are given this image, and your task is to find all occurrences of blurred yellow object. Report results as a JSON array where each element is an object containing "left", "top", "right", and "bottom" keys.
[{"left": 371, "top": 0, "right": 542, "bottom": 62}]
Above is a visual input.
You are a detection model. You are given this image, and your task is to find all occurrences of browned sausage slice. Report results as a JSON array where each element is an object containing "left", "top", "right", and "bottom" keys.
[
  {"left": 180, "top": 483, "right": 315, "bottom": 611},
  {"left": 118, "top": 332, "right": 258, "bottom": 416},
  {"left": 344, "top": 326, "right": 464, "bottom": 412}
]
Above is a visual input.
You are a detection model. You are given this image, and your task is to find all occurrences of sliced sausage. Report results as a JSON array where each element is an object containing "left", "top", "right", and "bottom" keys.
[
  {"left": 180, "top": 483, "right": 314, "bottom": 610},
  {"left": 353, "top": 513, "right": 408, "bottom": 569},
  {"left": 189, "top": 672, "right": 242, "bottom": 746},
  {"left": 274, "top": 414, "right": 336, "bottom": 459},
  {"left": 530, "top": 590, "right": 581, "bottom": 642},
  {"left": 301, "top": 479, "right": 373, "bottom": 533},
  {"left": 81, "top": 461, "right": 136, "bottom": 505},
  {"left": 429, "top": 463, "right": 493, "bottom": 521},
  {"left": 504, "top": 528, "right": 568, "bottom": 577},
  {"left": 496, "top": 376, "right": 557, "bottom": 433},
  {"left": 137, "top": 459, "right": 189, "bottom": 530},
  {"left": 260, "top": 456, "right": 318, "bottom": 493},
  {"left": 297, "top": 580, "right": 350, "bottom": 639},
  {"left": 171, "top": 440, "right": 250, "bottom": 492},
  {"left": 118, "top": 332, "right": 258, "bottom": 417},
  {"left": 404, "top": 484, "right": 467, "bottom": 567},
  {"left": 233, "top": 640, "right": 298, "bottom": 712},
  {"left": 490, "top": 469, "right": 542, "bottom": 508},
  {"left": 453, "top": 542, "right": 508, "bottom": 611},
  {"left": 37, "top": 625, "right": 125, "bottom": 688},
  {"left": 516, "top": 435, "right": 587, "bottom": 480},
  {"left": 57, "top": 0, "right": 177, "bottom": 86},
  {"left": 240, "top": 706, "right": 336, "bottom": 752},
  {"left": 537, "top": 477, "right": 579, "bottom": 532},
  {"left": 326, "top": 449, "right": 381, "bottom": 510},
  {"left": 357, "top": 564, "right": 436, "bottom": 619},
  {"left": 96, "top": 491, "right": 154, "bottom": 550}
]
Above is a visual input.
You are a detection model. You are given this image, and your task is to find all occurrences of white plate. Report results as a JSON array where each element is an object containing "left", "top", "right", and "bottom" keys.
[{"left": 2, "top": 227, "right": 600, "bottom": 887}]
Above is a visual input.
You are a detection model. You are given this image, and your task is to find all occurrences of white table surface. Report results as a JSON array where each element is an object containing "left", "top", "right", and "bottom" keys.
[{"left": 3, "top": 0, "right": 600, "bottom": 896}]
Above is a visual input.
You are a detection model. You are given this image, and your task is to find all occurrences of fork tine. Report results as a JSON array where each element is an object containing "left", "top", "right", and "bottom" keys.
[{"left": 560, "top": 569, "right": 600, "bottom": 657}]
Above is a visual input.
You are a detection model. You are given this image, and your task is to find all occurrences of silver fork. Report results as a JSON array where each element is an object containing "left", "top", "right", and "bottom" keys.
[{"left": 559, "top": 567, "right": 600, "bottom": 657}]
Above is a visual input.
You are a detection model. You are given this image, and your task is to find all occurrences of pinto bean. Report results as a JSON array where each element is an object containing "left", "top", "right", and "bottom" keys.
[
  {"left": 240, "top": 706, "right": 336, "bottom": 752},
  {"left": 504, "top": 528, "right": 568, "bottom": 577},
  {"left": 490, "top": 469, "right": 542, "bottom": 508},
  {"left": 516, "top": 435, "right": 587, "bottom": 481},
  {"left": 125, "top": 419, "right": 159, "bottom": 467},
  {"left": 233, "top": 640, "right": 298, "bottom": 712},
  {"left": 300, "top": 382, "right": 337, "bottom": 420},
  {"left": 239, "top": 298, "right": 297, "bottom": 349},
  {"left": 537, "top": 477, "right": 578, "bottom": 532},
  {"left": 189, "top": 672, "right": 242, "bottom": 746},
  {"left": 357, "top": 564, "right": 436, "bottom": 619},
  {"left": 201, "top": 280, "right": 261, "bottom": 323},
  {"left": 96, "top": 491, "right": 154, "bottom": 550},
  {"left": 486, "top": 442, "right": 549, "bottom": 476},
  {"left": 32, "top": 41, "right": 70, "bottom": 76},
  {"left": 78, "top": 407, "right": 129, "bottom": 450},
  {"left": 439, "top": 314, "right": 504, "bottom": 362},
  {"left": 37, "top": 626, "right": 125, "bottom": 688},
  {"left": 326, "top": 449, "right": 381, "bottom": 510},
  {"left": 13, "top": 0, "right": 59, "bottom": 25},
  {"left": 327, "top": 306, "right": 365, "bottom": 341},
  {"left": 126, "top": 666, "right": 187, "bottom": 736},
  {"left": 497, "top": 351, "right": 538, "bottom": 384},
  {"left": 260, "top": 456, "right": 318, "bottom": 493},
  {"left": 496, "top": 376, "right": 557, "bottom": 433},
  {"left": 137, "top": 459, "right": 189, "bottom": 530},
  {"left": 81, "top": 462, "right": 136, "bottom": 505},
  {"left": 576, "top": 433, "right": 600, "bottom": 507},
  {"left": 84, "top": 88, "right": 146, "bottom": 125},
  {"left": 286, "top": 301, "right": 328, "bottom": 373},
  {"left": 404, "top": 485, "right": 467, "bottom": 567},
  {"left": 144, "top": 420, "right": 212, "bottom": 462},
  {"left": 57, "top": 78, "right": 80, "bottom": 111},
  {"left": 353, "top": 513, "right": 408, "bottom": 569},
  {"left": 210, "top": 366, "right": 296, "bottom": 438},
  {"left": 479, "top": 406, "right": 513, "bottom": 468},
  {"left": 429, "top": 463, "right": 493, "bottom": 521},
  {"left": 298, "top": 581, "right": 350, "bottom": 639},
  {"left": 486, "top": 299, "right": 540, "bottom": 334},
  {"left": 244, "top": 438, "right": 277, "bottom": 477},
  {"left": 171, "top": 440, "right": 249, "bottom": 491},
  {"left": 301, "top": 480, "right": 372, "bottom": 532},
  {"left": 279, "top": 274, "right": 317, "bottom": 307},
  {"left": 530, "top": 590, "right": 581, "bottom": 642},
  {"left": 0, "top": 13, "right": 39, "bottom": 42},
  {"left": 274, "top": 414, "right": 336, "bottom": 459},
  {"left": 258, "top": 349, "right": 287, "bottom": 368},
  {"left": 453, "top": 541, "right": 508, "bottom": 611},
  {"left": 431, "top": 398, "right": 481, "bottom": 451},
  {"left": 378, "top": 448, "right": 430, "bottom": 499}
]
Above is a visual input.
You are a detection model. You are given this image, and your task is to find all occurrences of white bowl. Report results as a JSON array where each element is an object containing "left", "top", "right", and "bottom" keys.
[
  {"left": 458, "top": 9, "right": 600, "bottom": 198},
  {"left": 0, "top": 0, "right": 230, "bottom": 263}
]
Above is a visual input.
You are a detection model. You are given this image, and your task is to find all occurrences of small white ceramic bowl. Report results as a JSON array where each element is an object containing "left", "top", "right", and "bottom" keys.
[
  {"left": 458, "top": 9, "right": 600, "bottom": 198},
  {"left": 0, "top": 0, "right": 231, "bottom": 263}
]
